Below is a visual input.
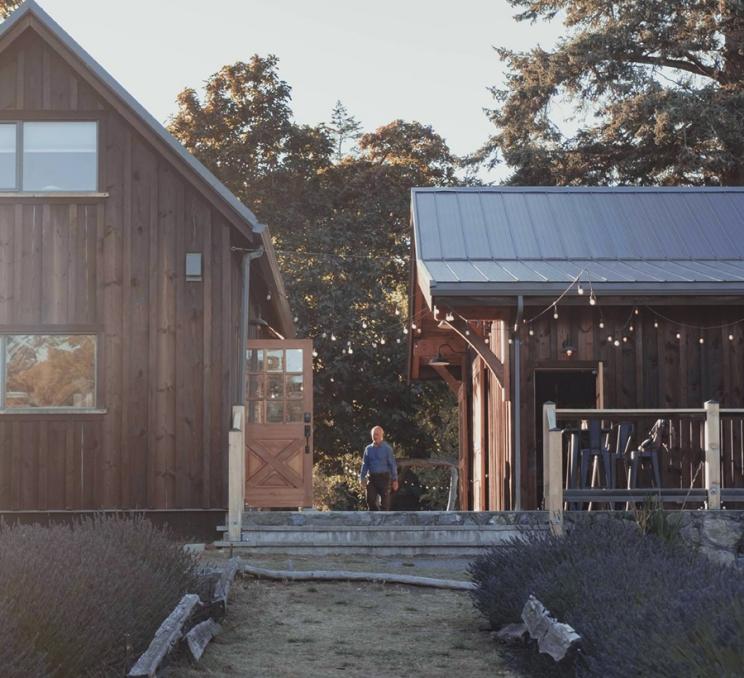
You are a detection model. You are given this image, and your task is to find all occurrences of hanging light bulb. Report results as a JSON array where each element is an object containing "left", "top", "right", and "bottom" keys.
[
  {"left": 676, "top": 332, "right": 681, "bottom": 340},
  {"left": 380, "top": 337, "right": 386, "bottom": 345},
  {"left": 322, "top": 331, "right": 327, "bottom": 339},
  {"left": 403, "top": 327, "right": 409, "bottom": 335},
  {"left": 416, "top": 328, "right": 422, "bottom": 334},
  {"left": 266, "top": 292, "right": 272, "bottom": 301},
  {"left": 445, "top": 312, "right": 455, "bottom": 322},
  {"left": 577, "top": 284, "right": 584, "bottom": 295},
  {"left": 553, "top": 305, "right": 559, "bottom": 320},
  {"left": 608, "top": 335, "right": 613, "bottom": 342},
  {"left": 629, "top": 324, "right": 634, "bottom": 332},
  {"left": 622, "top": 336, "right": 628, "bottom": 343},
  {"left": 362, "top": 320, "right": 368, "bottom": 329},
  {"left": 348, "top": 346, "right": 354, "bottom": 354},
  {"left": 529, "top": 328, "right": 535, "bottom": 336},
  {"left": 396, "top": 338, "right": 401, "bottom": 343},
  {"left": 293, "top": 316, "right": 299, "bottom": 323},
  {"left": 729, "top": 334, "right": 735, "bottom": 342},
  {"left": 395, "top": 308, "right": 400, "bottom": 316},
  {"left": 331, "top": 333, "right": 337, "bottom": 342},
  {"left": 653, "top": 320, "right": 659, "bottom": 328},
  {"left": 589, "top": 295, "right": 597, "bottom": 306},
  {"left": 508, "top": 338, "right": 513, "bottom": 345},
  {"left": 411, "top": 322, "right": 417, "bottom": 330},
  {"left": 634, "top": 308, "right": 640, "bottom": 316},
  {"left": 312, "top": 349, "right": 318, "bottom": 358},
  {"left": 330, "top": 377, "right": 334, "bottom": 383},
  {"left": 465, "top": 329, "right": 470, "bottom": 336},
  {"left": 599, "top": 321, "right": 605, "bottom": 329},
  {"left": 698, "top": 337, "right": 704, "bottom": 345},
  {"left": 613, "top": 339, "right": 620, "bottom": 347}
]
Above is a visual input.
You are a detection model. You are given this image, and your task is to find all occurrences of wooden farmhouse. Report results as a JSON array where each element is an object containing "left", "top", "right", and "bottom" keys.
[
  {"left": 0, "top": 1, "right": 314, "bottom": 533},
  {"left": 409, "top": 187, "right": 744, "bottom": 511}
]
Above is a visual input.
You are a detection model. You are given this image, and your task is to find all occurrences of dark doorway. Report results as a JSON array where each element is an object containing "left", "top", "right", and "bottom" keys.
[{"left": 534, "top": 369, "right": 598, "bottom": 503}]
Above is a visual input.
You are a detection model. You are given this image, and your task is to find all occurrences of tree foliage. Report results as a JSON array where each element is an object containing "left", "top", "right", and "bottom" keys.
[
  {"left": 169, "top": 55, "right": 459, "bottom": 465},
  {"left": 0, "top": 1, "right": 20, "bottom": 19},
  {"left": 478, "top": 0, "right": 744, "bottom": 185}
]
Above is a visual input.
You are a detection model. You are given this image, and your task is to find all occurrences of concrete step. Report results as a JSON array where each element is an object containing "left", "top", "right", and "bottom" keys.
[{"left": 215, "top": 511, "right": 549, "bottom": 556}]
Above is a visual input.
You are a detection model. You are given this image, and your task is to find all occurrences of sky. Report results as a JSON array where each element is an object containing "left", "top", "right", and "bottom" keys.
[{"left": 39, "top": 0, "right": 564, "bottom": 181}]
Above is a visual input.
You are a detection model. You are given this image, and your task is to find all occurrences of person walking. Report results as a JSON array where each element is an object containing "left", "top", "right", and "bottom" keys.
[{"left": 359, "top": 426, "right": 398, "bottom": 511}]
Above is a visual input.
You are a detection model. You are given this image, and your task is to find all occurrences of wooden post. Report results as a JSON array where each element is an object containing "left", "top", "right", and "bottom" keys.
[
  {"left": 704, "top": 400, "right": 721, "bottom": 510},
  {"left": 542, "top": 402, "right": 563, "bottom": 535},
  {"left": 227, "top": 405, "right": 245, "bottom": 542}
]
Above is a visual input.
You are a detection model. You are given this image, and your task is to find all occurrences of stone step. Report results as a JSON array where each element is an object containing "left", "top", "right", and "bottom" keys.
[{"left": 234, "top": 510, "right": 548, "bottom": 528}]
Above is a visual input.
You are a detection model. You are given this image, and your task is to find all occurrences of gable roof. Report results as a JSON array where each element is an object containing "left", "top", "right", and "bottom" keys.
[
  {"left": 412, "top": 187, "right": 744, "bottom": 301},
  {"left": 2, "top": 0, "right": 294, "bottom": 334}
]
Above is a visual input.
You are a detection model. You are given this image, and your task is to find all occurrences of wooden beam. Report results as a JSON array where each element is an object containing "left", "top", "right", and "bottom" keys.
[
  {"left": 443, "top": 317, "right": 505, "bottom": 385},
  {"left": 431, "top": 364, "right": 462, "bottom": 395}
]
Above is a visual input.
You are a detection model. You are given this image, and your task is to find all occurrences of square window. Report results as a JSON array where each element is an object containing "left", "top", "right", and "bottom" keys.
[
  {"left": 23, "top": 122, "right": 97, "bottom": 191},
  {"left": 4, "top": 335, "right": 96, "bottom": 409},
  {"left": 0, "top": 123, "right": 16, "bottom": 189}
]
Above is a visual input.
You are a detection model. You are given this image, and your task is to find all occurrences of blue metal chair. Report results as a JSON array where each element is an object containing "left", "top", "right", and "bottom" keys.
[
  {"left": 579, "top": 419, "right": 613, "bottom": 490},
  {"left": 628, "top": 419, "right": 666, "bottom": 490}
]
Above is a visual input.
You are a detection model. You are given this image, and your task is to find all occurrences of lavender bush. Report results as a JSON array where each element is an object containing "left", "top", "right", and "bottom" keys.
[
  {"left": 469, "top": 519, "right": 744, "bottom": 677},
  {"left": 0, "top": 516, "right": 198, "bottom": 677}
]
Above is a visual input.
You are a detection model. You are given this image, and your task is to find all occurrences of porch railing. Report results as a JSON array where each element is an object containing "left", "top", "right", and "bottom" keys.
[{"left": 542, "top": 401, "right": 744, "bottom": 535}]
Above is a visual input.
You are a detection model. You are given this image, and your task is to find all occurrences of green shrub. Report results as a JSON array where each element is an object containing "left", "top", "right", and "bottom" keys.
[
  {"left": 0, "top": 515, "right": 198, "bottom": 677},
  {"left": 469, "top": 520, "right": 744, "bottom": 677}
]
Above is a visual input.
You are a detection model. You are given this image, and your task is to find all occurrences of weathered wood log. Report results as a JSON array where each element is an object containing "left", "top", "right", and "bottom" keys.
[
  {"left": 241, "top": 563, "right": 475, "bottom": 590},
  {"left": 521, "top": 595, "right": 581, "bottom": 662},
  {"left": 127, "top": 594, "right": 201, "bottom": 677},
  {"left": 185, "top": 619, "right": 222, "bottom": 662},
  {"left": 211, "top": 557, "right": 240, "bottom": 615}
]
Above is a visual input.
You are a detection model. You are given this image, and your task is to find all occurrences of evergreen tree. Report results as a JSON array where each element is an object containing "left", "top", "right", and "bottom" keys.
[
  {"left": 477, "top": 0, "right": 744, "bottom": 185},
  {"left": 326, "top": 100, "right": 362, "bottom": 161}
]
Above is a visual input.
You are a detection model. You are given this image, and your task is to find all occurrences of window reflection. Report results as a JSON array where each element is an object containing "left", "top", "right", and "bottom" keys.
[
  {"left": 5, "top": 335, "right": 96, "bottom": 409},
  {"left": 0, "top": 123, "right": 16, "bottom": 189}
]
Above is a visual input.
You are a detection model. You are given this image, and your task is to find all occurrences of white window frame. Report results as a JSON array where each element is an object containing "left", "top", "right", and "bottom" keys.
[
  {"left": 0, "top": 120, "right": 99, "bottom": 193},
  {"left": 0, "top": 333, "right": 99, "bottom": 413}
]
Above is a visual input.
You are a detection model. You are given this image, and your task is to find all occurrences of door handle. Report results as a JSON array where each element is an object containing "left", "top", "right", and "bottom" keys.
[{"left": 304, "top": 412, "right": 312, "bottom": 454}]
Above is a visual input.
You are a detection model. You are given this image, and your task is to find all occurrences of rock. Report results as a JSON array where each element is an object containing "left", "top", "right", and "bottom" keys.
[
  {"left": 521, "top": 595, "right": 581, "bottom": 663},
  {"left": 493, "top": 623, "right": 528, "bottom": 644}
]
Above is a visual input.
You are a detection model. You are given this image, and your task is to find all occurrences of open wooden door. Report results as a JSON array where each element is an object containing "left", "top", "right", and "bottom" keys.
[{"left": 245, "top": 340, "right": 313, "bottom": 508}]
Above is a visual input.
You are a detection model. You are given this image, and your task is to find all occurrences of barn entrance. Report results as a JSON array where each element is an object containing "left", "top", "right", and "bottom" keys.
[
  {"left": 534, "top": 366, "right": 602, "bottom": 501},
  {"left": 244, "top": 339, "right": 314, "bottom": 508}
]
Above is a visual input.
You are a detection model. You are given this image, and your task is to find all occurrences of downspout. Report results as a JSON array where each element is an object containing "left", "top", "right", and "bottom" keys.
[
  {"left": 237, "top": 246, "right": 265, "bottom": 404},
  {"left": 513, "top": 295, "right": 524, "bottom": 510}
]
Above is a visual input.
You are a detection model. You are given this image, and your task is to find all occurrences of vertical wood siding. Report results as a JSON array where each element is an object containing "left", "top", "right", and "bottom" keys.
[{"left": 0, "top": 30, "right": 246, "bottom": 510}]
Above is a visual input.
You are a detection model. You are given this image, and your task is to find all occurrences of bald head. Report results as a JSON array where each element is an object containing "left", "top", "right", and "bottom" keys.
[{"left": 370, "top": 426, "right": 384, "bottom": 444}]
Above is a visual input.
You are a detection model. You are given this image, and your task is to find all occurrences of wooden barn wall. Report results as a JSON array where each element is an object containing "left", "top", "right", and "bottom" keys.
[
  {"left": 517, "top": 304, "right": 744, "bottom": 509},
  {"left": 0, "top": 30, "right": 252, "bottom": 511},
  {"left": 486, "top": 321, "right": 512, "bottom": 510}
]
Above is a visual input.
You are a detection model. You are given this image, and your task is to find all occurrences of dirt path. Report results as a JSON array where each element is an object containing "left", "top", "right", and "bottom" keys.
[{"left": 168, "top": 574, "right": 527, "bottom": 677}]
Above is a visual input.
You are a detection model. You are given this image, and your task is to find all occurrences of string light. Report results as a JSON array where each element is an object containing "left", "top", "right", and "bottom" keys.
[
  {"left": 403, "top": 327, "right": 409, "bottom": 335},
  {"left": 395, "top": 309, "right": 400, "bottom": 316},
  {"left": 411, "top": 322, "right": 417, "bottom": 330},
  {"left": 553, "top": 305, "right": 559, "bottom": 320},
  {"left": 589, "top": 295, "right": 597, "bottom": 306},
  {"left": 577, "top": 284, "right": 584, "bottom": 295},
  {"left": 613, "top": 339, "right": 620, "bottom": 347},
  {"left": 654, "top": 320, "right": 659, "bottom": 328},
  {"left": 629, "top": 324, "right": 634, "bottom": 332},
  {"left": 529, "top": 328, "right": 535, "bottom": 336},
  {"left": 331, "top": 333, "right": 337, "bottom": 342},
  {"left": 362, "top": 320, "right": 368, "bottom": 329},
  {"left": 380, "top": 338, "right": 386, "bottom": 345},
  {"left": 622, "top": 336, "right": 628, "bottom": 343},
  {"left": 729, "top": 334, "right": 735, "bottom": 341},
  {"left": 698, "top": 337, "right": 704, "bottom": 345},
  {"left": 266, "top": 292, "right": 272, "bottom": 301},
  {"left": 445, "top": 312, "right": 455, "bottom": 322},
  {"left": 634, "top": 308, "right": 640, "bottom": 315},
  {"left": 312, "top": 349, "right": 318, "bottom": 358},
  {"left": 676, "top": 332, "right": 681, "bottom": 340},
  {"left": 599, "top": 321, "right": 605, "bottom": 329}
]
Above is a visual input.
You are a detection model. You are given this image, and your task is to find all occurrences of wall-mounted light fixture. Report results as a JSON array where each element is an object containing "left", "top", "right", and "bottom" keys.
[
  {"left": 428, "top": 342, "right": 459, "bottom": 367},
  {"left": 185, "top": 253, "right": 202, "bottom": 282},
  {"left": 562, "top": 340, "right": 576, "bottom": 358}
]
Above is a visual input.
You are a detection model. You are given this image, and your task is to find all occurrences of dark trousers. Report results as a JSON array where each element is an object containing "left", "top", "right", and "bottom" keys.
[{"left": 366, "top": 472, "right": 391, "bottom": 511}]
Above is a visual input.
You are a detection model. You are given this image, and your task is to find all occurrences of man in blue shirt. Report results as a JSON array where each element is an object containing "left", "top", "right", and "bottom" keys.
[{"left": 359, "top": 425, "right": 398, "bottom": 511}]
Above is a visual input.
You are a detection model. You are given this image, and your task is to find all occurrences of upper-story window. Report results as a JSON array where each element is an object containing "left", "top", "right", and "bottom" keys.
[{"left": 0, "top": 121, "right": 98, "bottom": 192}]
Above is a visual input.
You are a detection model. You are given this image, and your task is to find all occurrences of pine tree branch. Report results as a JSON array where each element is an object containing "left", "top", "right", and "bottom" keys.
[{"left": 626, "top": 52, "right": 718, "bottom": 81}]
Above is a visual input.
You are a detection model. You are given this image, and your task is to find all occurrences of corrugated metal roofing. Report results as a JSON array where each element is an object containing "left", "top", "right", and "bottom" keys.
[{"left": 412, "top": 187, "right": 744, "bottom": 298}]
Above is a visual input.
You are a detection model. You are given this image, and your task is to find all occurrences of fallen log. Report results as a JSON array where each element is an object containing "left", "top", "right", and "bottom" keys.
[
  {"left": 211, "top": 557, "right": 240, "bottom": 615},
  {"left": 128, "top": 593, "right": 201, "bottom": 677},
  {"left": 185, "top": 619, "right": 222, "bottom": 662},
  {"left": 241, "top": 563, "right": 475, "bottom": 591}
]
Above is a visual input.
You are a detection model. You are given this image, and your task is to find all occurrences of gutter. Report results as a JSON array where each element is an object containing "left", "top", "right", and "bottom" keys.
[
  {"left": 513, "top": 295, "right": 524, "bottom": 510},
  {"left": 236, "top": 246, "right": 265, "bottom": 404}
]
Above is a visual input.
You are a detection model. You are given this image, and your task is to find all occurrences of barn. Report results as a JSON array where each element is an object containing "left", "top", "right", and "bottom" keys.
[
  {"left": 0, "top": 1, "right": 313, "bottom": 535},
  {"left": 409, "top": 187, "right": 744, "bottom": 511}
]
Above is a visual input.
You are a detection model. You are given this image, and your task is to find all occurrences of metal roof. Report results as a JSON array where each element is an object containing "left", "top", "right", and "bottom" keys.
[{"left": 412, "top": 187, "right": 744, "bottom": 299}]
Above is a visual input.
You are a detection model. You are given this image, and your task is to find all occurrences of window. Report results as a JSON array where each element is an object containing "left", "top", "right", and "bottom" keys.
[
  {"left": 0, "top": 123, "right": 15, "bottom": 189},
  {"left": 0, "top": 121, "right": 98, "bottom": 192},
  {"left": 0, "top": 335, "right": 97, "bottom": 410},
  {"left": 246, "top": 348, "right": 305, "bottom": 423}
]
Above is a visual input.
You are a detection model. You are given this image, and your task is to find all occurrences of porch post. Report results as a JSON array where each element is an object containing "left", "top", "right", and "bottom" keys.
[
  {"left": 228, "top": 405, "right": 246, "bottom": 542},
  {"left": 542, "top": 402, "right": 563, "bottom": 535},
  {"left": 704, "top": 400, "right": 721, "bottom": 510}
]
